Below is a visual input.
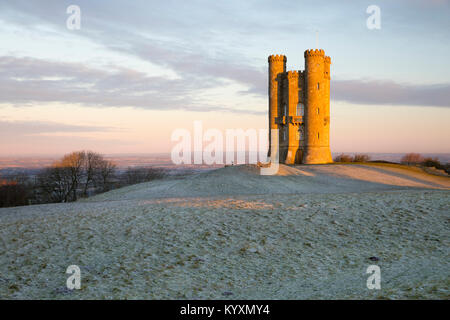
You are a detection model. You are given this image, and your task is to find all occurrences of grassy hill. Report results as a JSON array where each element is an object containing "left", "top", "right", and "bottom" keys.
[{"left": 0, "top": 164, "right": 448, "bottom": 299}]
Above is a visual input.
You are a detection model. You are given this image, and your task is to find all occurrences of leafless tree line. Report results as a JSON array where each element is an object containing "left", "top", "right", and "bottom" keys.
[
  {"left": 400, "top": 153, "right": 449, "bottom": 174},
  {"left": 333, "top": 152, "right": 449, "bottom": 174},
  {"left": 37, "top": 151, "right": 117, "bottom": 202},
  {"left": 1, "top": 150, "right": 166, "bottom": 207}
]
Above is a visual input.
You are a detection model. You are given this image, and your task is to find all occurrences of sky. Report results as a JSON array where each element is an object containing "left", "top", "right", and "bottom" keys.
[{"left": 0, "top": 0, "right": 449, "bottom": 156}]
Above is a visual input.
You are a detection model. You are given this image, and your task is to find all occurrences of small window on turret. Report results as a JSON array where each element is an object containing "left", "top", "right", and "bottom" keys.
[
  {"left": 317, "top": 107, "right": 320, "bottom": 115},
  {"left": 317, "top": 82, "right": 320, "bottom": 90},
  {"left": 296, "top": 103, "right": 304, "bottom": 116},
  {"left": 318, "top": 132, "right": 320, "bottom": 140}
]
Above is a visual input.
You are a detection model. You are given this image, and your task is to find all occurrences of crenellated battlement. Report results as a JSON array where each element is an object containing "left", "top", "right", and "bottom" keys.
[
  {"left": 304, "top": 49, "right": 325, "bottom": 57},
  {"left": 268, "top": 54, "right": 287, "bottom": 62},
  {"left": 287, "top": 70, "right": 299, "bottom": 79}
]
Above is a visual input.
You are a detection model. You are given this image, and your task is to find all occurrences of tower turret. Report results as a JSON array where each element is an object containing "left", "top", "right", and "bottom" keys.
[
  {"left": 303, "top": 49, "right": 332, "bottom": 164},
  {"left": 268, "top": 54, "right": 286, "bottom": 157},
  {"left": 323, "top": 55, "right": 331, "bottom": 149}
]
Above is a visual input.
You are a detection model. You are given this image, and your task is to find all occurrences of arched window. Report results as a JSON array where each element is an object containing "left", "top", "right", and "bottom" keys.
[
  {"left": 317, "top": 82, "right": 320, "bottom": 90},
  {"left": 296, "top": 103, "right": 304, "bottom": 116}
]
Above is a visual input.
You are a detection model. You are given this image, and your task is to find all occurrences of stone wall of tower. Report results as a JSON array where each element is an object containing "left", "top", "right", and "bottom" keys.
[
  {"left": 302, "top": 49, "right": 332, "bottom": 164},
  {"left": 268, "top": 55, "right": 286, "bottom": 157},
  {"left": 276, "top": 70, "right": 305, "bottom": 165},
  {"left": 298, "top": 70, "right": 306, "bottom": 150},
  {"left": 323, "top": 56, "right": 331, "bottom": 148},
  {"left": 279, "top": 73, "right": 288, "bottom": 152},
  {"left": 284, "top": 71, "right": 300, "bottom": 164}
]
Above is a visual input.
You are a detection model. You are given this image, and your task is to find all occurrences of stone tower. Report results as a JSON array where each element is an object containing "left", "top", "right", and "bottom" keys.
[
  {"left": 267, "top": 49, "right": 332, "bottom": 164},
  {"left": 268, "top": 54, "right": 286, "bottom": 157}
]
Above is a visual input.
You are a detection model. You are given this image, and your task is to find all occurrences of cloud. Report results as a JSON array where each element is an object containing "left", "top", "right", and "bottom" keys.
[
  {"left": 332, "top": 79, "right": 450, "bottom": 108},
  {"left": 0, "top": 56, "right": 234, "bottom": 112},
  {"left": 0, "top": 120, "right": 117, "bottom": 136},
  {"left": 0, "top": 55, "right": 270, "bottom": 114},
  {"left": 0, "top": 0, "right": 268, "bottom": 98}
]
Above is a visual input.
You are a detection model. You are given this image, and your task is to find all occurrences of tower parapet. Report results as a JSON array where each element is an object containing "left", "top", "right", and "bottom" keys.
[
  {"left": 304, "top": 49, "right": 325, "bottom": 57},
  {"left": 287, "top": 70, "right": 298, "bottom": 79},
  {"left": 268, "top": 54, "right": 287, "bottom": 62}
]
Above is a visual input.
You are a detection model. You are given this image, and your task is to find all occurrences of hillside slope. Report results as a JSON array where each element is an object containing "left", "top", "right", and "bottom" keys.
[
  {"left": 0, "top": 164, "right": 449, "bottom": 299},
  {"left": 86, "top": 163, "right": 450, "bottom": 201}
]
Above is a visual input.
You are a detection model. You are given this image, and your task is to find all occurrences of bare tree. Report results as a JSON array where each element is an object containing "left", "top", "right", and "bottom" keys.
[
  {"left": 97, "top": 159, "right": 117, "bottom": 192},
  {"left": 37, "top": 150, "right": 118, "bottom": 202},
  {"left": 37, "top": 166, "right": 73, "bottom": 202},
  {"left": 401, "top": 153, "right": 423, "bottom": 165},
  {"left": 82, "top": 151, "right": 103, "bottom": 197},
  {"left": 59, "top": 151, "right": 85, "bottom": 201}
]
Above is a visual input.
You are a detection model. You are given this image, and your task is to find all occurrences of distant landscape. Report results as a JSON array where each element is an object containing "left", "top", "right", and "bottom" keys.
[
  {"left": 1, "top": 150, "right": 448, "bottom": 209},
  {"left": 1, "top": 152, "right": 449, "bottom": 171}
]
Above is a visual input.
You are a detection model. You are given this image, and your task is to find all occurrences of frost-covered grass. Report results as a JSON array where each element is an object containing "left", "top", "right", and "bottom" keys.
[
  {"left": 81, "top": 164, "right": 450, "bottom": 202},
  {"left": 1, "top": 188, "right": 449, "bottom": 299}
]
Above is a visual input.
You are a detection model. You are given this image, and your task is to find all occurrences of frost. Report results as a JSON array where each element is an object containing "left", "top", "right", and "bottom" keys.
[{"left": 0, "top": 164, "right": 449, "bottom": 299}]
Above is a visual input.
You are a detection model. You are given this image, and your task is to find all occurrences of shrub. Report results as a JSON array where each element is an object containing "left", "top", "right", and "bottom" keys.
[
  {"left": 443, "top": 164, "right": 450, "bottom": 175},
  {"left": 334, "top": 153, "right": 353, "bottom": 162},
  {"left": 120, "top": 167, "right": 166, "bottom": 186},
  {"left": 422, "top": 157, "right": 441, "bottom": 169},
  {"left": 353, "top": 154, "right": 371, "bottom": 162}
]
